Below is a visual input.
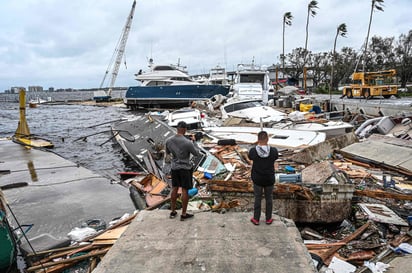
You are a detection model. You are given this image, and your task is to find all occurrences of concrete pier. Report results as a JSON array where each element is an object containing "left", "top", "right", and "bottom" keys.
[
  {"left": 93, "top": 210, "right": 317, "bottom": 273},
  {"left": 0, "top": 139, "right": 135, "bottom": 247}
]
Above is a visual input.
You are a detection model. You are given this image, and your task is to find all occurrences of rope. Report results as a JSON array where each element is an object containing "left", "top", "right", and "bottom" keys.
[{"left": 6, "top": 203, "right": 47, "bottom": 273}]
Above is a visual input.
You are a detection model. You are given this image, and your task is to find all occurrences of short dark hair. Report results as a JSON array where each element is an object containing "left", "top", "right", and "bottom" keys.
[
  {"left": 257, "top": 131, "right": 268, "bottom": 141},
  {"left": 177, "top": 121, "right": 188, "bottom": 129}
]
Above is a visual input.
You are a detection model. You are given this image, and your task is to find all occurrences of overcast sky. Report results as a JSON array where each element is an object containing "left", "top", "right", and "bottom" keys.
[{"left": 0, "top": 0, "right": 410, "bottom": 92}]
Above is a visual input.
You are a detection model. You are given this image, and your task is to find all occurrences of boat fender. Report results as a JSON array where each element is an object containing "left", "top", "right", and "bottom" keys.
[
  {"left": 129, "top": 186, "right": 147, "bottom": 210},
  {"left": 217, "top": 139, "right": 237, "bottom": 146},
  {"left": 210, "top": 94, "right": 225, "bottom": 109}
]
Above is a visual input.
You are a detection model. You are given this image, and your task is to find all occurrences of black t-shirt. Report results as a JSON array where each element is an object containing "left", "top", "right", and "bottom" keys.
[{"left": 248, "top": 146, "right": 278, "bottom": 186}]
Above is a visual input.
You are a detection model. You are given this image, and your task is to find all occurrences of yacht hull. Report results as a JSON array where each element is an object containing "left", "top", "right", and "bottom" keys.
[{"left": 124, "top": 84, "right": 229, "bottom": 109}]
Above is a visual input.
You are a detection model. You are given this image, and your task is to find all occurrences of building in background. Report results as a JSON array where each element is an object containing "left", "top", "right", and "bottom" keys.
[{"left": 28, "top": 86, "right": 44, "bottom": 92}]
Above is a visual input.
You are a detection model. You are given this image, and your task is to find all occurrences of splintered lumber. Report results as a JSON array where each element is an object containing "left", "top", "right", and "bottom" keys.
[
  {"left": 313, "top": 221, "right": 371, "bottom": 266},
  {"left": 344, "top": 158, "right": 372, "bottom": 169},
  {"left": 206, "top": 180, "right": 250, "bottom": 188},
  {"left": 305, "top": 242, "right": 347, "bottom": 250},
  {"left": 26, "top": 244, "right": 91, "bottom": 258},
  {"left": 208, "top": 185, "right": 252, "bottom": 193},
  {"left": 26, "top": 248, "right": 110, "bottom": 272},
  {"left": 30, "top": 244, "right": 101, "bottom": 266},
  {"left": 275, "top": 183, "right": 314, "bottom": 200},
  {"left": 206, "top": 179, "right": 252, "bottom": 192},
  {"left": 354, "top": 189, "right": 412, "bottom": 201}
]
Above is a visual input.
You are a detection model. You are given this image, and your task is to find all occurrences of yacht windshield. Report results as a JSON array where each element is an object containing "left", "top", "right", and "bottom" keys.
[
  {"left": 153, "top": 66, "right": 174, "bottom": 71},
  {"left": 223, "top": 100, "right": 263, "bottom": 113}
]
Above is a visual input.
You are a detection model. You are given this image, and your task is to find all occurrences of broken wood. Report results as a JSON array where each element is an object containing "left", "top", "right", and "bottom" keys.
[
  {"left": 354, "top": 189, "right": 412, "bottom": 201},
  {"left": 312, "top": 221, "right": 371, "bottom": 265},
  {"left": 26, "top": 248, "right": 110, "bottom": 272},
  {"left": 305, "top": 242, "right": 347, "bottom": 250}
]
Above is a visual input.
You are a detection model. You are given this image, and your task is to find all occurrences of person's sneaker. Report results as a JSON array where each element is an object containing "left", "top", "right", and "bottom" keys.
[
  {"left": 170, "top": 211, "right": 177, "bottom": 219},
  {"left": 180, "top": 213, "right": 194, "bottom": 221},
  {"left": 266, "top": 219, "right": 273, "bottom": 225},
  {"left": 250, "top": 218, "right": 259, "bottom": 225}
]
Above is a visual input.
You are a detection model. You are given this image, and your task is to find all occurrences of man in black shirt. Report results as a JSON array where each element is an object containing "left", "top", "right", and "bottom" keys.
[{"left": 248, "top": 131, "right": 278, "bottom": 225}]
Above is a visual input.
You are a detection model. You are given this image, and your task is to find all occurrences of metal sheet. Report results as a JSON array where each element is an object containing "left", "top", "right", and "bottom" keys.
[
  {"left": 340, "top": 139, "right": 412, "bottom": 174},
  {"left": 358, "top": 203, "right": 408, "bottom": 226}
]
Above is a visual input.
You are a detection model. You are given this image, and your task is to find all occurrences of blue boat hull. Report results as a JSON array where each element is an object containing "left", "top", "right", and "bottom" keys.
[{"left": 124, "top": 84, "right": 229, "bottom": 109}]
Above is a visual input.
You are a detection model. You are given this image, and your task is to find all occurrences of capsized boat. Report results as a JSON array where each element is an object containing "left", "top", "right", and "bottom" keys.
[
  {"left": 201, "top": 126, "right": 326, "bottom": 149},
  {"left": 124, "top": 59, "right": 230, "bottom": 109}
]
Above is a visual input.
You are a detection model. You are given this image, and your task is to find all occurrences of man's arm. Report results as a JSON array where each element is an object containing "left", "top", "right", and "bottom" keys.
[{"left": 190, "top": 140, "right": 201, "bottom": 157}]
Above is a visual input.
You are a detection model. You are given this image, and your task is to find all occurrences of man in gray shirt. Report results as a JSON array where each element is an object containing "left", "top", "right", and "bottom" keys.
[{"left": 166, "top": 121, "right": 200, "bottom": 221}]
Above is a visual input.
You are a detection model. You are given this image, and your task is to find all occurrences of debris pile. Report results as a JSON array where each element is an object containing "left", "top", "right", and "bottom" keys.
[{"left": 23, "top": 213, "right": 137, "bottom": 273}]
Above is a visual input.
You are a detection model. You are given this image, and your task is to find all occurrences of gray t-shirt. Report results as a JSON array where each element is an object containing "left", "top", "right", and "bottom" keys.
[{"left": 166, "top": 135, "right": 200, "bottom": 170}]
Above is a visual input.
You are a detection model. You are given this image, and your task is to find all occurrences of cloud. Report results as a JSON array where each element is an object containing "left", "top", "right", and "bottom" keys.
[{"left": 0, "top": 0, "right": 410, "bottom": 91}]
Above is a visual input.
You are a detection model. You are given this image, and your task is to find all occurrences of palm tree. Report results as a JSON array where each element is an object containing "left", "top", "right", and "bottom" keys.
[
  {"left": 282, "top": 12, "right": 293, "bottom": 71},
  {"left": 362, "top": 0, "right": 384, "bottom": 71},
  {"left": 330, "top": 23, "right": 348, "bottom": 97},
  {"left": 304, "top": 1, "right": 319, "bottom": 54}
]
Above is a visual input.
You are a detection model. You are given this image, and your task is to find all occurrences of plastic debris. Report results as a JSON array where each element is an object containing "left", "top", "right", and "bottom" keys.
[
  {"left": 67, "top": 227, "right": 97, "bottom": 242},
  {"left": 363, "top": 261, "right": 390, "bottom": 273},
  {"left": 396, "top": 243, "right": 412, "bottom": 254}
]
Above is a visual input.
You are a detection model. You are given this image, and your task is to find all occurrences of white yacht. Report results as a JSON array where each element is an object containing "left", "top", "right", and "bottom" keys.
[
  {"left": 230, "top": 62, "right": 273, "bottom": 101},
  {"left": 124, "top": 59, "right": 230, "bottom": 109}
]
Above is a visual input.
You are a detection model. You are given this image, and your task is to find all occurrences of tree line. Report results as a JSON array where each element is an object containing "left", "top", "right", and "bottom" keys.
[{"left": 280, "top": 0, "right": 412, "bottom": 91}]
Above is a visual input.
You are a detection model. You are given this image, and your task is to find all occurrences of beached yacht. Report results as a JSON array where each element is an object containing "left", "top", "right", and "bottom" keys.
[
  {"left": 208, "top": 65, "right": 229, "bottom": 86},
  {"left": 229, "top": 62, "right": 273, "bottom": 102},
  {"left": 124, "top": 59, "right": 230, "bottom": 109}
]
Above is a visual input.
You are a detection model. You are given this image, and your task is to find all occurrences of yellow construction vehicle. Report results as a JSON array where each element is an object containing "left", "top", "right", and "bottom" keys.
[{"left": 342, "top": 69, "right": 398, "bottom": 99}]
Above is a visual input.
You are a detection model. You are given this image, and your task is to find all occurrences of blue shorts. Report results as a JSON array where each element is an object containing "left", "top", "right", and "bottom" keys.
[{"left": 171, "top": 169, "right": 193, "bottom": 189}]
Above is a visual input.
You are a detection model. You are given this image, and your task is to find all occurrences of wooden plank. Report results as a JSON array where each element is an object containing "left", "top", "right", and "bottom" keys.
[
  {"left": 27, "top": 248, "right": 110, "bottom": 272},
  {"left": 354, "top": 189, "right": 412, "bottom": 201},
  {"left": 92, "top": 239, "right": 117, "bottom": 245},
  {"left": 93, "top": 225, "right": 128, "bottom": 241}
]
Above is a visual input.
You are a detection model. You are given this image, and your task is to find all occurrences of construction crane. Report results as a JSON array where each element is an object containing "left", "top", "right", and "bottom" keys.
[{"left": 94, "top": 0, "right": 137, "bottom": 102}]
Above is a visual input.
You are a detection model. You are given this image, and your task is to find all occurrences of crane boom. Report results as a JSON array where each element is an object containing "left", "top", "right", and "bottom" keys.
[
  {"left": 94, "top": 0, "right": 136, "bottom": 102},
  {"left": 108, "top": 0, "right": 136, "bottom": 97}
]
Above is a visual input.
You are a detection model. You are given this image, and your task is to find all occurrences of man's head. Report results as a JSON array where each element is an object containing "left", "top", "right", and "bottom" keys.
[
  {"left": 176, "top": 121, "right": 188, "bottom": 134},
  {"left": 257, "top": 131, "right": 269, "bottom": 144}
]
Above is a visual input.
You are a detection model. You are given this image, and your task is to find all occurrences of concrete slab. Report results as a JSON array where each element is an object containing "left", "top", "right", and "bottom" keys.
[
  {"left": 0, "top": 140, "right": 135, "bottom": 243},
  {"left": 93, "top": 210, "right": 317, "bottom": 273},
  {"left": 387, "top": 255, "right": 412, "bottom": 273}
]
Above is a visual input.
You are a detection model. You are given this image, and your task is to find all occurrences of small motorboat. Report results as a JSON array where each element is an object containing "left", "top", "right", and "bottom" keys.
[{"left": 220, "top": 99, "right": 286, "bottom": 124}]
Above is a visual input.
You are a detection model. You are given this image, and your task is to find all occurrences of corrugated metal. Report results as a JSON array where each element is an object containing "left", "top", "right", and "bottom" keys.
[{"left": 340, "top": 136, "right": 412, "bottom": 175}]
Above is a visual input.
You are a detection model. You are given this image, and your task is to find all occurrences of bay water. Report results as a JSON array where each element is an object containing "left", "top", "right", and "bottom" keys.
[{"left": 0, "top": 98, "right": 141, "bottom": 179}]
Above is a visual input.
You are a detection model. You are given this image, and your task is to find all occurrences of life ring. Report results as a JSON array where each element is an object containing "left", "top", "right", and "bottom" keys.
[{"left": 210, "top": 94, "right": 225, "bottom": 109}]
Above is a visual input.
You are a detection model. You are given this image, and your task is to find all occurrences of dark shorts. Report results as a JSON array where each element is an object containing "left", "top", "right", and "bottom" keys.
[{"left": 171, "top": 169, "right": 193, "bottom": 189}]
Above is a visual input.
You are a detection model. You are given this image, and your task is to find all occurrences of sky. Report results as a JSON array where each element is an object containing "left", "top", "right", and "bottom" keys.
[{"left": 0, "top": 0, "right": 410, "bottom": 92}]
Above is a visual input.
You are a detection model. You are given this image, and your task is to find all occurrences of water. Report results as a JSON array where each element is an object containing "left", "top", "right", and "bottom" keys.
[{"left": 0, "top": 101, "right": 141, "bottom": 178}]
